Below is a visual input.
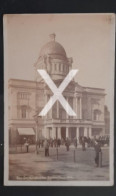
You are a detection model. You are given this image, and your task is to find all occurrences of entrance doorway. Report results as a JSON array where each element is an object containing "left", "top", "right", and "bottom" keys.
[
  {"left": 61, "top": 127, "right": 66, "bottom": 140},
  {"left": 69, "top": 127, "right": 76, "bottom": 139},
  {"left": 79, "top": 127, "right": 84, "bottom": 137},
  {"left": 92, "top": 128, "right": 102, "bottom": 136}
]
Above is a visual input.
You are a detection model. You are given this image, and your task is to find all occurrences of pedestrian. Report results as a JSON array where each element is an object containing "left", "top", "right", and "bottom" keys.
[
  {"left": 87, "top": 137, "right": 91, "bottom": 147},
  {"left": 44, "top": 139, "right": 49, "bottom": 157},
  {"left": 53, "top": 138, "right": 57, "bottom": 147},
  {"left": 24, "top": 140, "right": 29, "bottom": 153},
  {"left": 65, "top": 138, "right": 70, "bottom": 151},
  {"left": 41, "top": 139, "right": 44, "bottom": 147},
  {"left": 36, "top": 139, "right": 39, "bottom": 154},
  {"left": 50, "top": 138, "right": 53, "bottom": 147},
  {"left": 57, "top": 138, "right": 61, "bottom": 147},
  {"left": 81, "top": 137, "right": 86, "bottom": 151},
  {"left": 94, "top": 140, "right": 102, "bottom": 167},
  {"left": 73, "top": 137, "right": 78, "bottom": 148}
]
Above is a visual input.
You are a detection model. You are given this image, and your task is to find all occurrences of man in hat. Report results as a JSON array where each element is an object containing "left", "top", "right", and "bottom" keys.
[
  {"left": 44, "top": 139, "right": 49, "bottom": 157},
  {"left": 94, "top": 140, "right": 101, "bottom": 167}
]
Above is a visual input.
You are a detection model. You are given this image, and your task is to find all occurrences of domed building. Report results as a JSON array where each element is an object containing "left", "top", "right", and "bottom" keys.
[
  {"left": 8, "top": 34, "right": 107, "bottom": 145},
  {"left": 34, "top": 33, "right": 72, "bottom": 81}
]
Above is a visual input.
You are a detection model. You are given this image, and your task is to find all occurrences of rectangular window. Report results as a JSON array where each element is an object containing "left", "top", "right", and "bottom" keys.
[
  {"left": 55, "top": 63, "right": 57, "bottom": 71},
  {"left": 21, "top": 106, "right": 26, "bottom": 118},
  {"left": 59, "top": 64, "right": 61, "bottom": 72},
  {"left": 17, "top": 92, "right": 29, "bottom": 99}
]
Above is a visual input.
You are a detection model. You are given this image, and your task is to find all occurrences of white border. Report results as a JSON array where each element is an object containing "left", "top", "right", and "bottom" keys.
[{"left": 4, "top": 13, "right": 115, "bottom": 186}]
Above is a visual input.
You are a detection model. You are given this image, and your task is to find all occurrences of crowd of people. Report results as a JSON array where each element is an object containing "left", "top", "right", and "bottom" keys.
[
  {"left": 24, "top": 135, "right": 109, "bottom": 167},
  {"left": 79, "top": 135, "right": 110, "bottom": 149},
  {"left": 34, "top": 135, "right": 109, "bottom": 151},
  {"left": 34, "top": 135, "right": 109, "bottom": 155}
]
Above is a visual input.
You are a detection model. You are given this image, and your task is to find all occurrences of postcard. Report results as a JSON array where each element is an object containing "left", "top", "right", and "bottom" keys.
[{"left": 4, "top": 14, "right": 115, "bottom": 186}]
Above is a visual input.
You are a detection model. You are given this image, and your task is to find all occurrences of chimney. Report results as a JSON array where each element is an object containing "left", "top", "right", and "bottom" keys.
[{"left": 49, "top": 33, "right": 56, "bottom": 41}]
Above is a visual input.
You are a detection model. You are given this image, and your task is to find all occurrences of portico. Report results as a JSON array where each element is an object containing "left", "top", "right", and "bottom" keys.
[{"left": 43, "top": 125, "right": 94, "bottom": 140}]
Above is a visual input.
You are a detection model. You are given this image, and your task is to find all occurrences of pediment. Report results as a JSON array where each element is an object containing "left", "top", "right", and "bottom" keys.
[{"left": 75, "top": 83, "right": 84, "bottom": 92}]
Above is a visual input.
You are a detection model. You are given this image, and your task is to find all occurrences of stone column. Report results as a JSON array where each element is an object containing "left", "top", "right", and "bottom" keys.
[
  {"left": 66, "top": 97, "right": 69, "bottom": 119},
  {"left": 51, "top": 63, "right": 55, "bottom": 73},
  {"left": 56, "top": 100, "right": 59, "bottom": 118},
  {"left": 45, "top": 94, "right": 48, "bottom": 119},
  {"left": 48, "top": 128, "right": 50, "bottom": 139},
  {"left": 44, "top": 127, "right": 49, "bottom": 139},
  {"left": 48, "top": 94, "right": 53, "bottom": 119},
  {"left": 72, "top": 97, "right": 75, "bottom": 119},
  {"left": 73, "top": 97, "right": 76, "bottom": 119},
  {"left": 49, "top": 128, "right": 52, "bottom": 138},
  {"left": 80, "top": 97, "right": 82, "bottom": 119},
  {"left": 52, "top": 127, "right": 56, "bottom": 139},
  {"left": 75, "top": 97, "right": 78, "bottom": 118},
  {"left": 42, "top": 127, "right": 45, "bottom": 139},
  {"left": 76, "top": 127, "right": 79, "bottom": 139},
  {"left": 47, "top": 128, "right": 50, "bottom": 139},
  {"left": 50, "top": 106, "right": 52, "bottom": 119},
  {"left": 84, "top": 127, "right": 88, "bottom": 137},
  {"left": 66, "top": 127, "right": 69, "bottom": 138},
  {"left": 57, "top": 127, "right": 61, "bottom": 139}
]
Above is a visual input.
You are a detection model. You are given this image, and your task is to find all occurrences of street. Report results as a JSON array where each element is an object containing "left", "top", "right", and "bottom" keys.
[{"left": 9, "top": 145, "right": 109, "bottom": 181}]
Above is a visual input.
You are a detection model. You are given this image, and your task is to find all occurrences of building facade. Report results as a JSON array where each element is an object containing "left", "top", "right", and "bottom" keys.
[{"left": 8, "top": 34, "right": 107, "bottom": 144}]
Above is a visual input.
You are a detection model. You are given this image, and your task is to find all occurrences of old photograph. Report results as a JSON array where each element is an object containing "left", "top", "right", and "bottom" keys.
[{"left": 4, "top": 14, "right": 115, "bottom": 186}]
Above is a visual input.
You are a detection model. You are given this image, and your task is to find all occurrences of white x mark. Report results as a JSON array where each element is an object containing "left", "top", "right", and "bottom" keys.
[{"left": 37, "top": 69, "right": 78, "bottom": 116}]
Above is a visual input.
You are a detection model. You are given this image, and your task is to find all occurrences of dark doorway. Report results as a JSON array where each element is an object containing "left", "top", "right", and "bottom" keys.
[
  {"left": 92, "top": 128, "right": 102, "bottom": 136},
  {"left": 79, "top": 127, "right": 84, "bottom": 137},
  {"left": 69, "top": 127, "right": 76, "bottom": 139},
  {"left": 61, "top": 127, "right": 66, "bottom": 140}
]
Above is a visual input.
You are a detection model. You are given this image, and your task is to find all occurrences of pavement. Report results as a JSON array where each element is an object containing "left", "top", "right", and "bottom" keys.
[{"left": 9, "top": 145, "right": 109, "bottom": 181}]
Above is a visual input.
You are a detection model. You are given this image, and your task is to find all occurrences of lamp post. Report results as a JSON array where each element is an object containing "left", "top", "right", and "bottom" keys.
[
  {"left": 56, "top": 128, "right": 58, "bottom": 160},
  {"left": 33, "top": 112, "right": 38, "bottom": 154},
  {"left": 33, "top": 112, "right": 42, "bottom": 154}
]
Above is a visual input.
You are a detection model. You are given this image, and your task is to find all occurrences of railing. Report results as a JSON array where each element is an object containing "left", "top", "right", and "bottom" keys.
[
  {"left": 44, "top": 118, "right": 93, "bottom": 125},
  {"left": 9, "top": 144, "right": 36, "bottom": 154}
]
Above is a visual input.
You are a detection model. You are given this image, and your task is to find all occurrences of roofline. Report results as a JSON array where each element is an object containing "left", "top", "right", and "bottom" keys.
[
  {"left": 9, "top": 78, "right": 105, "bottom": 91},
  {"left": 75, "top": 82, "right": 105, "bottom": 91},
  {"left": 83, "top": 86, "right": 105, "bottom": 90},
  {"left": 9, "top": 78, "right": 37, "bottom": 83}
]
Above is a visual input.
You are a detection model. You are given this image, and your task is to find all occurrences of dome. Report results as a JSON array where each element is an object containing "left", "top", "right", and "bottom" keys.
[{"left": 39, "top": 34, "right": 67, "bottom": 59}]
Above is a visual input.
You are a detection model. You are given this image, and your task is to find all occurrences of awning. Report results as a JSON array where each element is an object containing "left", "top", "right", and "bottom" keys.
[{"left": 18, "top": 128, "right": 35, "bottom": 136}]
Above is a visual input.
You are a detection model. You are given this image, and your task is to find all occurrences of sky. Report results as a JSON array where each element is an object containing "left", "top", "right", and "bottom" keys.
[{"left": 4, "top": 14, "right": 115, "bottom": 109}]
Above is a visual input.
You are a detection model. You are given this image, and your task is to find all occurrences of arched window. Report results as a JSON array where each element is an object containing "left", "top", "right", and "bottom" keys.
[
  {"left": 21, "top": 105, "right": 27, "bottom": 119},
  {"left": 93, "top": 109, "right": 101, "bottom": 121}
]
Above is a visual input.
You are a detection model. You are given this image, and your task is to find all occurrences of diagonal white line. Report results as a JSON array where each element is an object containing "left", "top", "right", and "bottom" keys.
[
  {"left": 58, "top": 69, "right": 78, "bottom": 92},
  {"left": 39, "top": 95, "right": 57, "bottom": 116},
  {"left": 37, "top": 69, "right": 78, "bottom": 116},
  {"left": 58, "top": 95, "right": 76, "bottom": 116},
  {"left": 37, "top": 70, "right": 58, "bottom": 93}
]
